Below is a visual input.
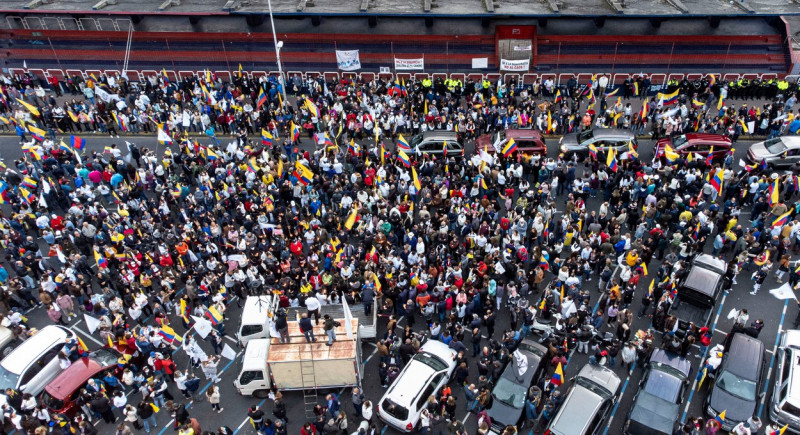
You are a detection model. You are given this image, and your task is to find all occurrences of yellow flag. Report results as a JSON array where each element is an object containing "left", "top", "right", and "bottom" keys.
[
  {"left": 344, "top": 205, "right": 358, "bottom": 230},
  {"left": 16, "top": 98, "right": 40, "bottom": 117}
]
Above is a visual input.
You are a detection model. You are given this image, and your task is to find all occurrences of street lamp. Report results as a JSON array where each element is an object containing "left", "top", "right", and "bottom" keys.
[{"left": 267, "top": 0, "right": 287, "bottom": 105}]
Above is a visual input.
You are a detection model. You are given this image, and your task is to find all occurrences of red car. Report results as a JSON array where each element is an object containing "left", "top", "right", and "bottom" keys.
[
  {"left": 653, "top": 133, "right": 731, "bottom": 163},
  {"left": 40, "top": 349, "right": 121, "bottom": 418},
  {"left": 475, "top": 129, "right": 547, "bottom": 157}
]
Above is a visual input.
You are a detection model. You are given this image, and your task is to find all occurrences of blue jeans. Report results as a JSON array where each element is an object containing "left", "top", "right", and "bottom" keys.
[
  {"left": 153, "top": 394, "right": 166, "bottom": 408},
  {"left": 304, "top": 329, "right": 315, "bottom": 342},
  {"left": 327, "top": 329, "right": 336, "bottom": 345},
  {"left": 142, "top": 414, "right": 157, "bottom": 432}
]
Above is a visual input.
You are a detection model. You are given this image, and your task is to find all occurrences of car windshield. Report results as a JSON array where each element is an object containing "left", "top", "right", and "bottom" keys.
[
  {"left": 40, "top": 391, "right": 64, "bottom": 410},
  {"left": 578, "top": 130, "right": 594, "bottom": 143},
  {"left": 0, "top": 365, "right": 20, "bottom": 391},
  {"left": 492, "top": 377, "right": 527, "bottom": 408},
  {"left": 410, "top": 134, "right": 424, "bottom": 149},
  {"left": 517, "top": 342, "right": 546, "bottom": 358},
  {"left": 764, "top": 138, "right": 788, "bottom": 154},
  {"left": 412, "top": 352, "right": 447, "bottom": 372},
  {"left": 90, "top": 348, "right": 121, "bottom": 367},
  {"left": 716, "top": 371, "right": 756, "bottom": 401},
  {"left": 671, "top": 135, "right": 688, "bottom": 148}
]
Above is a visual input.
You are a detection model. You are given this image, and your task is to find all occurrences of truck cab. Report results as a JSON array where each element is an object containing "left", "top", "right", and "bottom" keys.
[
  {"left": 668, "top": 254, "right": 727, "bottom": 334},
  {"left": 236, "top": 296, "right": 277, "bottom": 346},
  {"left": 234, "top": 338, "right": 271, "bottom": 398}
]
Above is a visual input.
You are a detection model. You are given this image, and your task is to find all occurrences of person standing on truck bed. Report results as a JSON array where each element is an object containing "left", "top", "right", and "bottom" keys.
[
  {"left": 306, "top": 295, "right": 321, "bottom": 326},
  {"left": 323, "top": 314, "right": 338, "bottom": 346},
  {"left": 300, "top": 313, "right": 316, "bottom": 343}
]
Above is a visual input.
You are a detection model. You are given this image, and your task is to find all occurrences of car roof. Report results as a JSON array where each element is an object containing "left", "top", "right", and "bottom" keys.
[
  {"left": 384, "top": 359, "right": 437, "bottom": 407},
  {"left": 682, "top": 265, "right": 722, "bottom": 297},
  {"left": 548, "top": 384, "right": 605, "bottom": 434},
  {"left": 242, "top": 339, "right": 270, "bottom": 371},
  {"left": 683, "top": 133, "right": 732, "bottom": 146},
  {"left": 241, "top": 296, "right": 273, "bottom": 323},
  {"left": 505, "top": 129, "right": 543, "bottom": 141},
  {"left": 1, "top": 326, "right": 69, "bottom": 375},
  {"left": 419, "top": 340, "right": 457, "bottom": 362},
  {"left": 726, "top": 333, "right": 764, "bottom": 379},
  {"left": 44, "top": 356, "right": 112, "bottom": 400},
  {"left": 589, "top": 128, "right": 635, "bottom": 139},
  {"left": 779, "top": 136, "right": 800, "bottom": 148},
  {"left": 421, "top": 130, "right": 458, "bottom": 140},
  {"left": 693, "top": 254, "right": 727, "bottom": 275},
  {"left": 498, "top": 349, "right": 543, "bottom": 386},
  {"left": 781, "top": 330, "right": 800, "bottom": 406}
]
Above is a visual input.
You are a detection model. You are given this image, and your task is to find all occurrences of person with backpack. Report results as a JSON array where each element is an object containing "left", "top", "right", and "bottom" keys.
[
  {"left": 184, "top": 373, "right": 202, "bottom": 402},
  {"left": 137, "top": 398, "right": 157, "bottom": 433}
]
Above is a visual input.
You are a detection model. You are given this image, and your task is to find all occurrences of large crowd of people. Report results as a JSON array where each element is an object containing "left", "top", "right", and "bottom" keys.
[{"left": 0, "top": 69, "right": 798, "bottom": 435}]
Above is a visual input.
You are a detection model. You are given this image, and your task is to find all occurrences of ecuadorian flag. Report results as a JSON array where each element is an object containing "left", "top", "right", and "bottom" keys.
[
  {"left": 502, "top": 138, "right": 517, "bottom": 158},
  {"left": 397, "top": 134, "right": 411, "bottom": 152},
  {"left": 206, "top": 306, "right": 223, "bottom": 326},
  {"left": 551, "top": 362, "right": 564, "bottom": 386},
  {"left": 397, "top": 149, "right": 411, "bottom": 168}
]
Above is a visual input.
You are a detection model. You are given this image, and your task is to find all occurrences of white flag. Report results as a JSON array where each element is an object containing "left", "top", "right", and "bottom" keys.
[
  {"left": 221, "top": 344, "right": 237, "bottom": 360},
  {"left": 191, "top": 315, "right": 213, "bottom": 339},
  {"left": 157, "top": 129, "right": 173, "bottom": 144},
  {"left": 84, "top": 314, "right": 101, "bottom": 334},
  {"left": 769, "top": 282, "right": 797, "bottom": 300},
  {"left": 513, "top": 349, "right": 529, "bottom": 377},
  {"left": 342, "top": 297, "right": 354, "bottom": 340}
]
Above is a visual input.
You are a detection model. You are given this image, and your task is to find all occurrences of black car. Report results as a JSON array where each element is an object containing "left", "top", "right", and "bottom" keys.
[
  {"left": 625, "top": 349, "right": 692, "bottom": 434},
  {"left": 705, "top": 333, "right": 766, "bottom": 431},
  {"left": 486, "top": 339, "right": 548, "bottom": 432}
]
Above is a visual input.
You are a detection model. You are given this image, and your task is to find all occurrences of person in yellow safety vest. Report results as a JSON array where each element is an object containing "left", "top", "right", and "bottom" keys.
[{"left": 482, "top": 79, "right": 490, "bottom": 89}]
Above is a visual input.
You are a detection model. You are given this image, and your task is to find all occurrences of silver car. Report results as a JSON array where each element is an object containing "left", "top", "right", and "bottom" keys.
[
  {"left": 559, "top": 128, "right": 638, "bottom": 159},
  {"left": 547, "top": 364, "right": 622, "bottom": 435},
  {"left": 407, "top": 131, "right": 463, "bottom": 156},
  {"left": 746, "top": 137, "right": 800, "bottom": 169},
  {"left": 769, "top": 329, "right": 800, "bottom": 432}
]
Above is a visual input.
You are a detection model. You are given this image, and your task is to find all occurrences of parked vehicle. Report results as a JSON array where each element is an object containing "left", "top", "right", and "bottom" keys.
[
  {"left": 546, "top": 364, "right": 621, "bottom": 435},
  {"left": 0, "top": 326, "right": 20, "bottom": 358},
  {"left": 41, "top": 348, "right": 122, "bottom": 417},
  {"left": 0, "top": 325, "right": 76, "bottom": 396},
  {"left": 559, "top": 128, "right": 637, "bottom": 159},
  {"left": 476, "top": 129, "right": 547, "bottom": 156},
  {"left": 653, "top": 133, "right": 731, "bottom": 163},
  {"left": 486, "top": 339, "right": 548, "bottom": 432},
  {"left": 377, "top": 340, "right": 458, "bottom": 432},
  {"left": 705, "top": 333, "right": 766, "bottom": 431},
  {"left": 624, "top": 349, "right": 692, "bottom": 434},
  {"left": 667, "top": 254, "right": 727, "bottom": 335},
  {"left": 234, "top": 319, "right": 363, "bottom": 396},
  {"left": 236, "top": 295, "right": 278, "bottom": 346},
  {"left": 768, "top": 329, "right": 800, "bottom": 432},
  {"left": 407, "top": 131, "right": 463, "bottom": 156},
  {"left": 746, "top": 136, "right": 800, "bottom": 169}
]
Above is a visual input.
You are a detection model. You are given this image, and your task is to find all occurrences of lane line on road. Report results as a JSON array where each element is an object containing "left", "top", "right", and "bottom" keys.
[
  {"left": 233, "top": 398, "right": 268, "bottom": 434},
  {"left": 680, "top": 291, "right": 728, "bottom": 423},
  {"left": 72, "top": 323, "right": 104, "bottom": 346},
  {"left": 757, "top": 299, "right": 788, "bottom": 419},
  {"left": 602, "top": 361, "right": 637, "bottom": 435}
]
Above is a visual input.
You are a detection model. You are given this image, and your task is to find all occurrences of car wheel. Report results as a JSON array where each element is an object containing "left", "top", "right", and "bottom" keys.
[
  {"left": 0, "top": 343, "right": 15, "bottom": 358},
  {"left": 254, "top": 389, "right": 269, "bottom": 399}
]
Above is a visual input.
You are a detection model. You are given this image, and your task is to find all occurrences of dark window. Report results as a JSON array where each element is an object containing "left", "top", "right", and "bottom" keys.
[
  {"left": 239, "top": 370, "right": 264, "bottom": 385},
  {"left": 240, "top": 325, "right": 263, "bottom": 337}
]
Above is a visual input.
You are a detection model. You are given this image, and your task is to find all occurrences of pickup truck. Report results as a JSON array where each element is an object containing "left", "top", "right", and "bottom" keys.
[{"left": 667, "top": 254, "right": 728, "bottom": 334}]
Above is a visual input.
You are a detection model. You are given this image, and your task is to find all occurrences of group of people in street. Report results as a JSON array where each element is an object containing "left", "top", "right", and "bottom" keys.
[{"left": 0, "top": 66, "right": 798, "bottom": 435}]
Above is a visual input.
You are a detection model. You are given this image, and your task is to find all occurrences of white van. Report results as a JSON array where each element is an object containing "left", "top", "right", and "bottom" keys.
[
  {"left": 236, "top": 296, "right": 276, "bottom": 346},
  {"left": 0, "top": 325, "right": 75, "bottom": 396}
]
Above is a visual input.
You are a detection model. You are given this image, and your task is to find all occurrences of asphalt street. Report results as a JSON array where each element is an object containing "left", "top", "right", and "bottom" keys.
[{"left": 0, "top": 132, "right": 793, "bottom": 435}]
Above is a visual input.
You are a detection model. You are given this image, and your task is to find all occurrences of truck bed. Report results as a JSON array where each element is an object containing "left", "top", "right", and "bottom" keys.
[
  {"left": 288, "top": 303, "right": 377, "bottom": 340},
  {"left": 268, "top": 319, "right": 361, "bottom": 390},
  {"left": 668, "top": 295, "right": 712, "bottom": 327}
]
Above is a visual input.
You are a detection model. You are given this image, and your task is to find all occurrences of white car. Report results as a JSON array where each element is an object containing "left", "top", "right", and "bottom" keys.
[{"left": 377, "top": 340, "right": 457, "bottom": 432}]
